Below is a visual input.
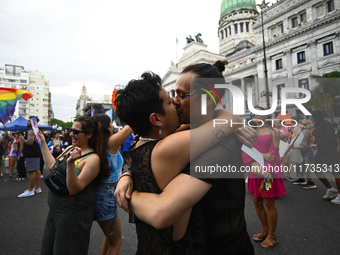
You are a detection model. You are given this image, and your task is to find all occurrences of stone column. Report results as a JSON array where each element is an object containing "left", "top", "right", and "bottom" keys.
[
  {"left": 241, "top": 78, "right": 246, "bottom": 110},
  {"left": 254, "top": 74, "right": 259, "bottom": 106},
  {"left": 308, "top": 40, "right": 318, "bottom": 75},
  {"left": 335, "top": 32, "right": 340, "bottom": 56},
  {"left": 285, "top": 49, "right": 293, "bottom": 78}
]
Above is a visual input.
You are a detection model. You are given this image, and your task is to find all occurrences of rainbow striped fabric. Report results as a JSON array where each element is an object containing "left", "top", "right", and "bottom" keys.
[{"left": 0, "top": 88, "right": 33, "bottom": 124}]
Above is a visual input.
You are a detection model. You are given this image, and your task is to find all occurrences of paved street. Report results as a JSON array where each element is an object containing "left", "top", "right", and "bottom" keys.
[{"left": 1, "top": 165, "right": 339, "bottom": 255}]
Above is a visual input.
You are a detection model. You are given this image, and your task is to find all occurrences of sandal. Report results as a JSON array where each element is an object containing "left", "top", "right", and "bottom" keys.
[
  {"left": 261, "top": 236, "right": 278, "bottom": 248},
  {"left": 253, "top": 230, "right": 268, "bottom": 241}
]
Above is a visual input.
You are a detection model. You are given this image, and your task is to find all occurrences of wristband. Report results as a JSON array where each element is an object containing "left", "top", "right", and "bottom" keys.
[{"left": 118, "top": 171, "right": 133, "bottom": 182}]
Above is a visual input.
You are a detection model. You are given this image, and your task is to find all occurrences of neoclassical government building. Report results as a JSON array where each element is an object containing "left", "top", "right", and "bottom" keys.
[{"left": 162, "top": 0, "right": 340, "bottom": 121}]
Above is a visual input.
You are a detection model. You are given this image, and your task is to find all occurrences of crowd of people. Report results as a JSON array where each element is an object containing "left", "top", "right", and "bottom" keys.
[{"left": 0, "top": 60, "right": 339, "bottom": 254}]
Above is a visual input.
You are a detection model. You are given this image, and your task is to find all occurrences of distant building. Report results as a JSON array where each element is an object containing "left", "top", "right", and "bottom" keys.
[
  {"left": 162, "top": 0, "right": 340, "bottom": 122},
  {"left": 75, "top": 83, "right": 114, "bottom": 118},
  {"left": 0, "top": 64, "right": 53, "bottom": 125},
  {"left": 75, "top": 84, "right": 89, "bottom": 117}
]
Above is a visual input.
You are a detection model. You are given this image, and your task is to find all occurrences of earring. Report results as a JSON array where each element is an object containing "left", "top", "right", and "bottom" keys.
[{"left": 159, "top": 124, "right": 162, "bottom": 135}]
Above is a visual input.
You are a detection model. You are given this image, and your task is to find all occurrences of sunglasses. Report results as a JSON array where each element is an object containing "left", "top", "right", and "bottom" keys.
[{"left": 70, "top": 129, "right": 85, "bottom": 135}]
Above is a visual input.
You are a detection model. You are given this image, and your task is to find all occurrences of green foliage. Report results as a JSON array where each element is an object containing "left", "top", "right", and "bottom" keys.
[
  {"left": 309, "top": 71, "right": 340, "bottom": 120},
  {"left": 51, "top": 118, "right": 73, "bottom": 130}
]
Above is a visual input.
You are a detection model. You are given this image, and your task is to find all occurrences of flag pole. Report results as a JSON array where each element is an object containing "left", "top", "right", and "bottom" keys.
[{"left": 176, "top": 37, "right": 178, "bottom": 66}]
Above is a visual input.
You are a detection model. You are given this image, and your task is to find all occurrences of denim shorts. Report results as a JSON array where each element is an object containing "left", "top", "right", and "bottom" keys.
[
  {"left": 93, "top": 185, "right": 119, "bottom": 222},
  {"left": 26, "top": 158, "right": 40, "bottom": 172}
]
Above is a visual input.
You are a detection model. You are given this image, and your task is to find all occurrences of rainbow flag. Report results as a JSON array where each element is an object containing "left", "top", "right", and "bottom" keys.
[{"left": 0, "top": 88, "right": 33, "bottom": 123}]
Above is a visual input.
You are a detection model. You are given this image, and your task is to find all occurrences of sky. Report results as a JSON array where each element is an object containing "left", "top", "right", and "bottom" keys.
[{"left": 0, "top": 0, "right": 276, "bottom": 122}]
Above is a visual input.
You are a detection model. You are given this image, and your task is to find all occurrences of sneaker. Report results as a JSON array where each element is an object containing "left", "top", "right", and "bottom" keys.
[
  {"left": 284, "top": 176, "right": 295, "bottom": 181},
  {"left": 16, "top": 177, "right": 27, "bottom": 181},
  {"left": 18, "top": 189, "right": 35, "bottom": 198},
  {"left": 331, "top": 195, "right": 340, "bottom": 205},
  {"left": 5, "top": 175, "right": 13, "bottom": 181},
  {"left": 40, "top": 175, "right": 44, "bottom": 179},
  {"left": 0, "top": 173, "right": 3, "bottom": 178},
  {"left": 34, "top": 188, "right": 42, "bottom": 194},
  {"left": 302, "top": 182, "right": 317, "bottom": 189},
  {"left": 292, "top": 178, "right": 307, "bottom": 185},
  {"left": 323, "top": 189, "right": 339, "bottom": 200}
]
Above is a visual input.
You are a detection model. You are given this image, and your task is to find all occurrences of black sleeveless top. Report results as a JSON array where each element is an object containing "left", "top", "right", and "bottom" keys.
[
  {"left": 23, "top": 137, "right": 41, "bottom": 158},
  {"left": 130, "top": 141, "right": 208, "bottom": 255}
]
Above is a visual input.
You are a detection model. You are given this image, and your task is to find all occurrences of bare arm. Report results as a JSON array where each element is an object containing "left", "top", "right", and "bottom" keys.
[
  {"left": 152, "top": 109, "right": 241, "bottom": 189},
  {"left": 272, "top": 129, "right": 280, "bottom": 149},
  {"left": 115, "top": 110, "right": 241, "bottom": 207},
  {"left": 234, "top": 126, "right": 258, "bottom": 148},
  {"left": 130, "top": 173, "right": 212, "bottom": 229},
  {"left": 4, "top": 127, "right": 14, "bottom": 141},
  {"left": 17, "top": 139, "right": 24, "bottom": 160},
  {"left": 36, "top": 130, "right": 56, "bottom": 170},
  {"left": 114, "top": 175, "right": 134, "bottom": 211},
  {"left": 107, "top": 125, "right": 133, "bottom": 154},
  {"left": 66, "top": 148, "right": 100, "bottom": 195},
  {"left": 23, "top": 130, "right": 35, "bottom": 145}
]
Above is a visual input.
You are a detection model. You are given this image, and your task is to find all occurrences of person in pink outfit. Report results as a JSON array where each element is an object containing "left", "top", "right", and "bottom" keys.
[{"left": 242, "top": 107, "right": 286, "bottom": 248}]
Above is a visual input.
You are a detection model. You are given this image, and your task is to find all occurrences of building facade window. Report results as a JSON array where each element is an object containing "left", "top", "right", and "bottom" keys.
[
  {"left": 328, "top": 0, "right": 334, "bottom": 12},
  {"left": 316, "top": 5, "right": 323, "bottom": 17},
  {"left": 300, "top": 13, "right": 306, "bottom": 24},
  {"left": 276, "top": 59, "right": 283, "bottom": 70},
  {"left": 297, "top": 51, "right": 306, "bottom": 63},
  {"left": 246, "top": 22, "right": 249, "bottom": 32},
  {"left": 292, "top": 17, "right": 298, "bottom": 28},
  {"left": 234, "top": 24, "right": 238, "bottom": 34},
  {"left": 298, "top": 79, "right": 309, "bottom": 98},
  {"left": 279, "top": 24, "right": 283, "bottom": 33},
  {"left": 221, "top": 30, "right": 224, "bottom": 39},
  {"left": 240, "top": 23, "right": 244, "bottom": 33},
  {"left": 228, "top": 26, "right": 231, "bottom": 35},
  {"left": 323, "top": 42, "right": 333, "bottom": 56},
  {"left": 271, "top": 27, "right": 277, "bottom": 38}
]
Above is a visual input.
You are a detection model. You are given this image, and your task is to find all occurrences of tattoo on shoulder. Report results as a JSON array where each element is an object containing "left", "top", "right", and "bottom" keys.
[{"left": 211, "top": 127, "right": 226, "bottom": 144}]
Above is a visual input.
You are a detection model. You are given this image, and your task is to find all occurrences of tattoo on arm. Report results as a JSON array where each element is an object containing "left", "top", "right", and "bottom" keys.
[
  {"left": 211, "top": 126, "right": 225, "bottom": 144},
  {"left": 25, "top": 131, "right": 35, "bottom": 145}
]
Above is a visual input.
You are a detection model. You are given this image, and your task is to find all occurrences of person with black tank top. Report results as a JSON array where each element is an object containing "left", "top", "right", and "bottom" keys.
[
  {"left": 115, "top": 62, "right": 257, "bottom": 254},
  {"left": 18, "top": 116, "right": 42, "bottom": 198},
  {"left": 113, "top": 71, "right": 249, "bottom": 254}
]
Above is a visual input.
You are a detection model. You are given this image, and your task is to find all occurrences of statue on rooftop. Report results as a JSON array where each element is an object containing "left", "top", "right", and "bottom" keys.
[
  {"left": 186, "top": 35, "right": 194, "bottom": 44},
  {"left": 195, "top": 33, "right": 203, "bottom": 43}
]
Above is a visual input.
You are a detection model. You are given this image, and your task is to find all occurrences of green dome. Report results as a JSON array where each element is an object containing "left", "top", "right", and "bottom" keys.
[{"left": 221, "top": 0, "right": 257, "bottom": 18}]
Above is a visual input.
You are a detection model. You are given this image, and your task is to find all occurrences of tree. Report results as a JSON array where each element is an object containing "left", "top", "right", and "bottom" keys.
[
  {"left": 309, "top": 71, "right": 340, "bottom": 122},
  {"left": 51, "top": 118, "right": 73, "bottom": 130}
]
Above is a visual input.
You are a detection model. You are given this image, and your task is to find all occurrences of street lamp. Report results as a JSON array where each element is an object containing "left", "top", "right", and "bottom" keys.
[{"left": 257, "top": 0, "right": 270, "bottom": 109}]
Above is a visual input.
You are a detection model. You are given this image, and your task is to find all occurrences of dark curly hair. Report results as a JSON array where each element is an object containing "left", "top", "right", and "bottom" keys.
[{"left": 114, "top": 72, "right": 165, "bottom": 136}]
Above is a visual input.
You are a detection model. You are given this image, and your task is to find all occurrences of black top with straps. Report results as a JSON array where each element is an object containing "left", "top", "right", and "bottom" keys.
[{"left": 129, "top": 141, "right": 208, "bottom": 255}]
